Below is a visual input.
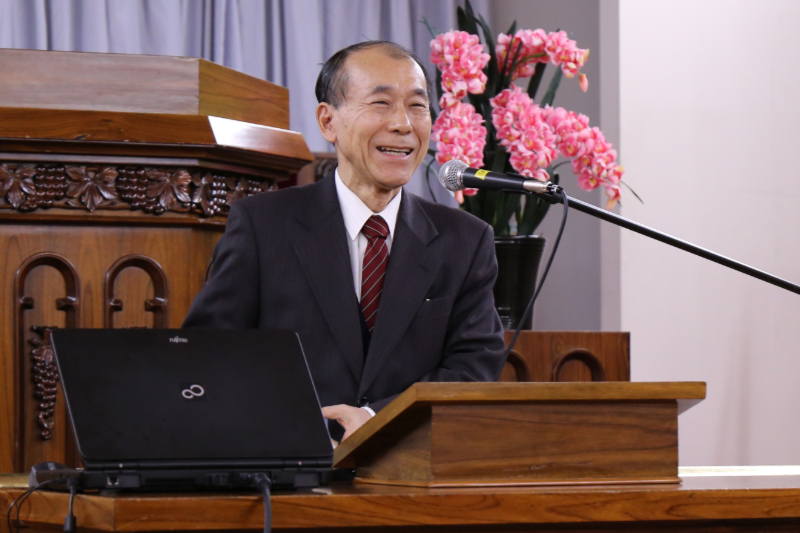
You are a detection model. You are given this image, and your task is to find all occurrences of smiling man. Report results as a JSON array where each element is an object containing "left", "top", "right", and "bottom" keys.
[{"left": 183, "top": 41, "right": 505, "bottom": 442}]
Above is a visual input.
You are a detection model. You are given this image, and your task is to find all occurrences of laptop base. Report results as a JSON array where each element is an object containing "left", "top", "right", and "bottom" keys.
[{"left": 80, "top": 467, "right": 331, "bottom": 491}]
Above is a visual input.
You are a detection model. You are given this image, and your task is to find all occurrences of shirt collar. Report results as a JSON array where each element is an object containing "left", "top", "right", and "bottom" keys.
[{"left": 335, "top": 169, "right": 401, "bottom": 241}]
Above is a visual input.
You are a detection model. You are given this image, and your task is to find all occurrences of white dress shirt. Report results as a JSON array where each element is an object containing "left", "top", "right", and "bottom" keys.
[
  {"left": 334, "top": 170, "right": 402, "bottom": 299},
  {"left": 334, "top": 170, "right": 402, "bottom": 417}
]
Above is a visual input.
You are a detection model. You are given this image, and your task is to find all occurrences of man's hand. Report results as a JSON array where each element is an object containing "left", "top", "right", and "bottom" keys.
[{"left": 322, "top": 404, "right": 372, "bottom": 441}]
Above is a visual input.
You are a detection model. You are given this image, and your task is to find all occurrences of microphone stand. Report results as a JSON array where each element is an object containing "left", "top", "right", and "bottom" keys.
[{"left": 535, "top": 187, "right": 800, "bottom": 295}]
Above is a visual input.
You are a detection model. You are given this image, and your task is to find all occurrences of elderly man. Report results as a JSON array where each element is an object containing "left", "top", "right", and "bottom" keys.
[{"left": 183, "top": 41, "right": 505, "bottom": 441}]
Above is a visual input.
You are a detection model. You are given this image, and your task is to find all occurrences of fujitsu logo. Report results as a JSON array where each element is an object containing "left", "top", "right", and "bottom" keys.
[{"left": 169, "top": 336, "right": 188, "bottom": 344}]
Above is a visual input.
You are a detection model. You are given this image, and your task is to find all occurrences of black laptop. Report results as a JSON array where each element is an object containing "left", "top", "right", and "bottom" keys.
[{"left": 50, "top": 329, "right": 333, "bottom": 491}]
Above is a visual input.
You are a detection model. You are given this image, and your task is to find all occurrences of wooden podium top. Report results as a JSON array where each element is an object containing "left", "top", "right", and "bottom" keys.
[
  {"left": 335, "top": 381, "right": 706, "bottom": 468},
  {"left": 0, "top": 49, "right": 289, "bottom": 129}
]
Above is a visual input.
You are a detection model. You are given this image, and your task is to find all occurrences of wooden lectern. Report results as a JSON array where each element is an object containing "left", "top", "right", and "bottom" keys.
[
  {"left": 0, "top": 49, "right": 312, "bottom": 474},
  {"left": 335, "top": 382, "right": 705, "bottom": 487}
]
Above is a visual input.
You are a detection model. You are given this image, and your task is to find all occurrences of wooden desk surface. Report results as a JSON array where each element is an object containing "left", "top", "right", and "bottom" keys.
[{"left": 3, "top": 473, "right": 800, "bottom": 532}]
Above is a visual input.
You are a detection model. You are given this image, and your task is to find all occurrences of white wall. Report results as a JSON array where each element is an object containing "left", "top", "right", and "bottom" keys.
[{"left": 618, "top": 0, "right": 800, "bottom": 465}]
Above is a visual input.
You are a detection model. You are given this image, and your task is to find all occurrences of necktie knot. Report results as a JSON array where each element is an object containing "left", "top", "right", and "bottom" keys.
[{"left": 361, "top": 215, "right": 389, "bottom": 240}]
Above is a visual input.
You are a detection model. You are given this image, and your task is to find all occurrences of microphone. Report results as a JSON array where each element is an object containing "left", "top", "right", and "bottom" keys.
[{"left": 438, "top": 159, "right": 553, "bottom": 194}]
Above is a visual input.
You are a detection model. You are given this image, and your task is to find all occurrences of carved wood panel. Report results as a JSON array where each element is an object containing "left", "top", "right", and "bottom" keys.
[
  {"left": 14, "top": 253, "right": 80, "bottom": 471},
  {"left": 499, "top": 332, "right": 630, "bottom": 383},
  {"left": 0, "top": 224, "right": 222, "bottom": 473},
  {"left": 105, "top": 255, "right": 169, "bottom": 329},
  {"left": 552, "top": 350, "right": 606, "bottom": 382},
  {"left": 0, "top": 162, "right": 274, "bottom": 216}
]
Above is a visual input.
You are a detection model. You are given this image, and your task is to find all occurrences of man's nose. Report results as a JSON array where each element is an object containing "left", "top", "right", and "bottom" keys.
[{"left": 388, "top": 105, "right": 413, "bottom": 133}]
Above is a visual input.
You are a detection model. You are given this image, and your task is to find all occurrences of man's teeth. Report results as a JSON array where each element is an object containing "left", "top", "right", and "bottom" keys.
[{"left": 378, "top": 147, "right": 413, "bottom": 155}]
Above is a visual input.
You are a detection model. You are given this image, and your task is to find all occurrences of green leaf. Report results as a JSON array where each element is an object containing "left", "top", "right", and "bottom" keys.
[
  {"left": 464, "top": 0, "right": 476, "bottom": 17},
  {"left": 507, "top": 21, "right": 517, "bottom": 38},
  {"left": 491, "top": 146, "right": 508, "bottom": 173},
  {"left": 540, "top": 68, "right": 563, "bottom": 107},
  {"left": 526, "top": 62, "right": 547, "bottom": 101},
  {"left": 517, "top": 195, "right": 548, "bottom": 235},
  {"left": 463, "top": 192, "right": 481, "bottom": 218},
  {"left": 421, "top": 17, "right": 438, "bottom": 39},
  {"left": 476, "top": 13, "right": 498, "bottom": 91},
  {"left": 462, "top": 1, "right": 480, "bottom": 37},
  {"left": 517, "top": 172, "right": 560, "bottom": 235},
  {"left": 620, "top": 180, "right": 644, "bottom": 204},
  {"left": 476, "top": 190, "right": 495, "bottom": 226},
  {"left": 427, "top": 148, "right": 437, "bottom": 157},
  {"left": 456, "top": 6, "right": 467, "bottom": 32},
  {"left": 490, "top": 190, "right": 508, "bottom": 234},
  {"left": 496, "top": 193, "right": 521, "bottom": 236},
  {"left": 502, "top": 38, "right": 524, "bottom": 90},
  {"left": 434, "top": 66, "right": 443, "bottom": 107},
  {"left": 467, "top": 92, "right": 484, "bottom": 117},
  {"left": 496, "top": 21, "right": 517, "bottom": 93}
]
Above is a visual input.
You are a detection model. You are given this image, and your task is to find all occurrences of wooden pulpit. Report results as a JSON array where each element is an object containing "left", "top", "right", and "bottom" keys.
[
  {"left": 0, "top": 49, "right": 313, "bottom": 474},
  {"left": 334, "top": 382, "right": 706, "bottom": 487}
]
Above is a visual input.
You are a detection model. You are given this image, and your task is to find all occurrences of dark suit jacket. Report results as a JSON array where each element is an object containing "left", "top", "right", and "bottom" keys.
[{"left": 182, "top": 176, "right": 505, "bottom": 415}]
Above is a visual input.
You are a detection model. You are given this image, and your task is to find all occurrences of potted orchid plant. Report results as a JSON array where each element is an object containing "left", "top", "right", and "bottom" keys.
[{"left": 424, "top": 2, "right": 628, "bottom": 328}]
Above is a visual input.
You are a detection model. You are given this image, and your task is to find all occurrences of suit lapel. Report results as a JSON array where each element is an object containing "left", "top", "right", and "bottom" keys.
[
  {"left": 359, "top": 193, "right": 440, "bottom": 394},
  {"left": 293, "top": 178, "right": 364, "bottom": 381}
]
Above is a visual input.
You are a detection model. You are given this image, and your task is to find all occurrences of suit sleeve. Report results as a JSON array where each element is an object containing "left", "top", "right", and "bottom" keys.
[
  {"left": 182, "top": 200, "right": 260, "bottom": 328},
  {"left": 369, "top": 224, "right": 505, "bottom": 412}
]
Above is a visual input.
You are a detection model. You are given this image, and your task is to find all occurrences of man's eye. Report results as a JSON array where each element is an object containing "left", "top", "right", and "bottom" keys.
[{"left": 372, "top": 100, "right": 389, "bottom": 105}]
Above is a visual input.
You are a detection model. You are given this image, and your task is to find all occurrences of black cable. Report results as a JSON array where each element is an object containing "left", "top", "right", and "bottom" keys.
[
  {"left": 7, "top": 479, "right": 59, "bottom": 533},
  {"left": 63, "top": 479, "right": 78, "bottom": 533},
  {"left": 504, "top": 187, "right": 569, "bottom": 358},
  {"left": 253, "top": 473, "right": 272, "bottom": 533}
]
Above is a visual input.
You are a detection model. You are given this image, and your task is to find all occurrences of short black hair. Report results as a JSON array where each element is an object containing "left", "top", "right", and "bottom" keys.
[{"left": 315, "top": 40, "right": 433, "bottom": 108}]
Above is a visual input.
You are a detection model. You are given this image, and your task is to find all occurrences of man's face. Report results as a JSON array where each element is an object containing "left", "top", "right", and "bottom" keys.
[{"left": 318, "top": 47, "right": 431, "bottom": 193}]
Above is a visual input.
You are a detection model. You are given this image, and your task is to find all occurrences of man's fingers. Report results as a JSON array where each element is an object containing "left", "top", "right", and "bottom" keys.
[
  {"left": 322, "top": 404, "right": 371, "bottom": 441},
  {"left": 321, "top": 404, "right": 348, "bottom": 420}
]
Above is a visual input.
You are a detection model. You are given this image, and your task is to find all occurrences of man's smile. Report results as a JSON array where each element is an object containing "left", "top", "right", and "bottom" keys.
[{"left": 376, "top": 146, "right": 414, "bottom": 157}]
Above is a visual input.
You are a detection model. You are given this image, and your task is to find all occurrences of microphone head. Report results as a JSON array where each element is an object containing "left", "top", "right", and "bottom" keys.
[{"left": 438, "top": 159, "right": 468, "bottom": 191}]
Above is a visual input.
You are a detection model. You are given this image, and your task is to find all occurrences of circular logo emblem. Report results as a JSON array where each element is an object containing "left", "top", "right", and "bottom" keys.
[{"left": 181, "top": 384, "right": 205, "bottom": 399}]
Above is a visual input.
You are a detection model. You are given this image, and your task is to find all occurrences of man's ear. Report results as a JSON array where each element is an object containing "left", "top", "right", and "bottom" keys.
[{"left": 316, "top": 103, "right": 337, "bottom": 144}]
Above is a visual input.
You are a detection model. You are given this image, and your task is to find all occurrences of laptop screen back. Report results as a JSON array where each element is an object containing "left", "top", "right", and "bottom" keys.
[{"left": 51, "top": 329, "right": 333, "bottom": 463}]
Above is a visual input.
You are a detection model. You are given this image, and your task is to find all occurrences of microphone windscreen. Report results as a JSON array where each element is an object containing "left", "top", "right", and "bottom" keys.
[{"left": 438, "top": 159, "right": 468, "bottom": 191}]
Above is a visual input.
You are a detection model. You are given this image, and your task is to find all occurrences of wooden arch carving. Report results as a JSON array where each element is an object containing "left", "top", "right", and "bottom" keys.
[
  {"left": 104, "top": 255, "right": 169, "bottom": 328},
  {"left": 551, "top": 349, "right": 606, "bottom": 382},
  {"left": 14, "top": 253, "right": 80, "bottom": 468},
  {"left": 504, "top": 350, "right": 531, "bottom": 382}
]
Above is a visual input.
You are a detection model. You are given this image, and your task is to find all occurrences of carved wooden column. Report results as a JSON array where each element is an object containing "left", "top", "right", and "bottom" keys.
[{"left": 0, "top": 49, "right": 313, "bottom": 473}]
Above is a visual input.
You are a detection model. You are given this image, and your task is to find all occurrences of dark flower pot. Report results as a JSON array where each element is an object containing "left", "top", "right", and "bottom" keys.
[{"left": 493, "top": 235, "right": 547, "bottom": 330}]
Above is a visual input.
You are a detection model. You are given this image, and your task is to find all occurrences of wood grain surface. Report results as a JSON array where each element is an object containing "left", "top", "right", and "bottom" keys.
[
  {"left": 198, "top": 60, "right": 289, "bottom": 129},
  {"left": 0, "top": 108, "right": 312, "bottom": 164},
  {"left": 0, "top": 224, "right": 221, "bottom": 472},
  {"left": 3, "top": 475, "right": 800, "bottom": 532},
  {"left": 429, "top": 402, "right": 677, "bottom": 483},
  {"left": 0, "top": 49, "right": 289, "bottom": 129},
  {"left": 336, "top": 381, "right": 705, "bottom": 468},
  {"left": 501, "top": 331, "right": 631, "bottom": 383},
  {"left": 0, "top": 48, "right": 308, "bottom": 476},
  {"left": 335, "top": 382, "right": 704, "bottom": 487}
]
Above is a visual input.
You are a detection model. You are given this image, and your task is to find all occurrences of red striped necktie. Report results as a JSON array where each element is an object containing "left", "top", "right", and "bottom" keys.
[{"left": 360, "top": 215, "right": 390, "bottom": 333}]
